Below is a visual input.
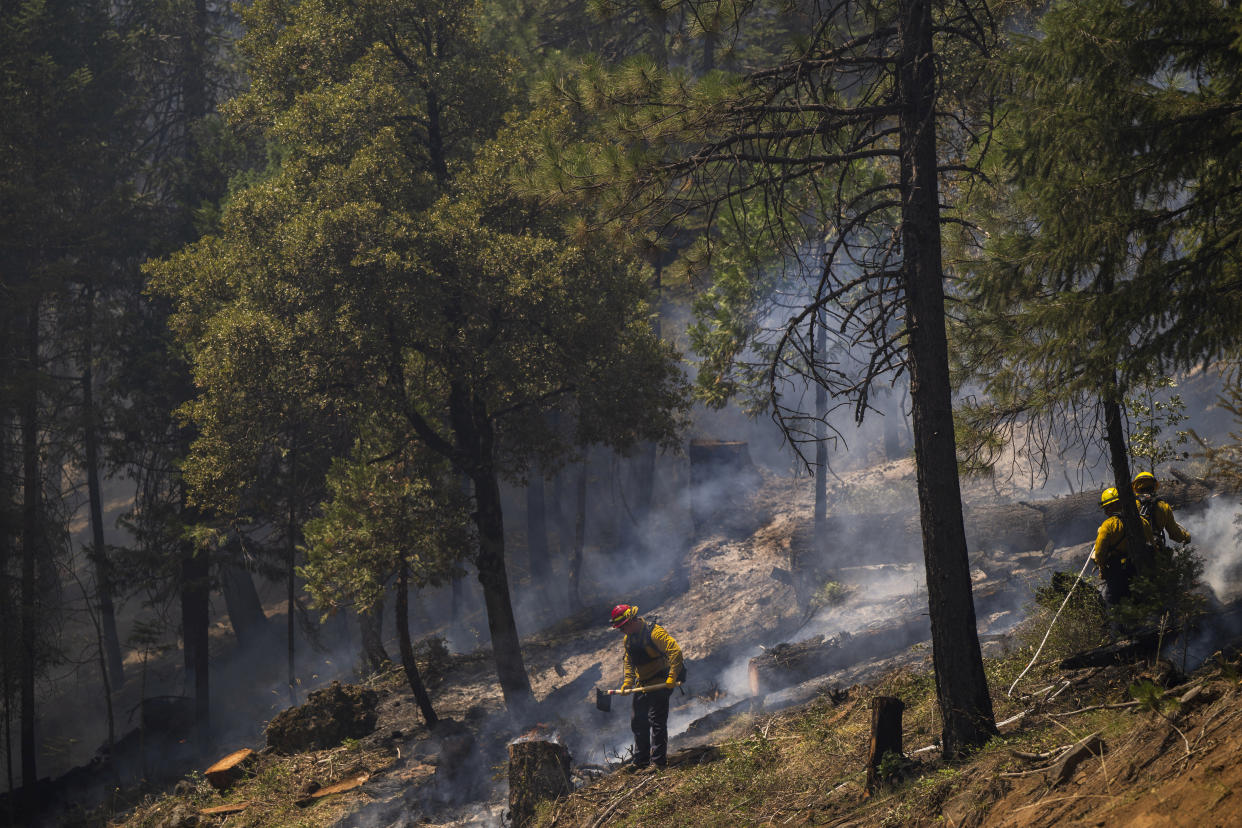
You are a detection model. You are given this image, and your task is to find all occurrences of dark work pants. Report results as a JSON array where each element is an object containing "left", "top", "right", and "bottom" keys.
[
  {"left": 1100, "top": 558, "right": 1137, "bottom": 607},
  {"left": 630, "top": 687, "right": 673, "bottom": 767}
]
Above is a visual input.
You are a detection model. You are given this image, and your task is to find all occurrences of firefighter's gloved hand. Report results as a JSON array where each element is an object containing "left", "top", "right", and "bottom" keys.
[{"left": 665, "top": 677, "right": 676, "bottom": 687}]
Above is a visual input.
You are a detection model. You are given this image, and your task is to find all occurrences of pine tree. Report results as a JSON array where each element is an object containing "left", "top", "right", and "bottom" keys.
[
  {"left": 149, "top": 1, "right": 688, "bottom": 717},
  {"left": 952, "top": 0, "right": 1242, "bottom": 546},
  {"left": 551, "top": 0, "right": 1017, "bottom": 755}
]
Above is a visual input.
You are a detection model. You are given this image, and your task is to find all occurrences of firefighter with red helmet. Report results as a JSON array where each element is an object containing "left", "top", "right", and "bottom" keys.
[{"left": 609, "top": 603, "right": 684, "bottom": 772}]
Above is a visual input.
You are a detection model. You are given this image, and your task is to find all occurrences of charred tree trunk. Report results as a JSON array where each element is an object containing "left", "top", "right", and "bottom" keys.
[
  {"left": 866, "top": 696, "right": 905, "bottom": 793},
  {"left": 898, "top": 0, "right": 995, "bottom": 757},
  {"left": 526, "top": 471, "right": 550, "bottom": 583},
  {"left": 359, "top": 595, "right": 390, "bottom": 673},
  {"left": 19, "top": 299, "right": 39, "bottom": 799},
  {"left": 396, "top": 561, "right": 438, "bottom": 728},
  {"left": 82, "top": 288, "right": 124, "bottom": 687}
]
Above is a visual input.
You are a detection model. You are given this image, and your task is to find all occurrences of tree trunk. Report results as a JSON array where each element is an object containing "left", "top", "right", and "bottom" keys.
[
  {"left": 396, "top": 561, "right": 438, "bottom": 728},
  {"left": 19, "top": 300, "right": 39, "bottom": 799},
  {"left": 448, "top": 382, "right": 533, "bottom": 716},
  {"left": 898, "top": 0, "right": 995, "bottom": 758},
  {"left": 526, "top": 471, "right": 550, "bottom": 582},
  {"left": 359, "top": 595, "right": 390, "bottom": 673},
  {"left": 220, "top": 560, "right": 269, "bottom": 648},
  {"left": 0, "top": 406, "right": 14, "bottom": 809},
  {"left": 180, "top": 531, "right": 210, "bottom": 737},
  {"left": 473, "top": 467, "right": 535, "bottom": 716},
  {"left": 814, "top": 309, "right": 828, "bottom": 559},
  {"left": 1103, "top": 394, "right": 1148, "bottom": 562},
  {"left": 569, "top": 457, "right": 588, "bottom": 612},
  {"left": 82, "top": 288, "right": 124, "bottom": 687}
]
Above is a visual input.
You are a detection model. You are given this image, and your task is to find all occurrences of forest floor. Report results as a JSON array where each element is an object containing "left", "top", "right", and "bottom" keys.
[{"left": 87, "top": 455, "right": 1242, "bottom": 828}]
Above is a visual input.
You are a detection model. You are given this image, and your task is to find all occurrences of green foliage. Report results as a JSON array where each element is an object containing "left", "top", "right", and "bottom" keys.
[
  {"left": 1126, "top": 678, "right": 1173, "bottom": 714},
  {"left": 810, "top": 580, "right": 849, "bottom": 610},
  {"left": 302, "top": 436, "right": 470, "bottom": 617},
  {"left": 953, "top": 0, "right": 1242, "bottom": 479},
  {"left": 1114, "top": 544, "right": 1206, "bottom": 633},
  {"left": 1126, "top": 377, "right": 1190, "bottom": 473},
  {"left": 1021, "top": 570, "right": 1111, "bottom": 659}
]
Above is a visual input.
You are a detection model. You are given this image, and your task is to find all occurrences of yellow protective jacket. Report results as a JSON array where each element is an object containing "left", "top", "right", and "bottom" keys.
[
  {"left": 1142, "top": 497, "right": 1191, "bottom": 545},
  {"left": 1092, "top": 512, "right": 1154, "bottom": 568},
  {"left": 622, "top": 620, "right": 684, "bottom": 690}
]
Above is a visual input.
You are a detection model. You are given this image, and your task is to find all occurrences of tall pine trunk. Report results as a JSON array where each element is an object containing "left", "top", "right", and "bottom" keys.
[
  {"left": 898, "top": 0, "right": 995, "bottom": 757},
  {"left": 814, "top": 309, "right": 828, "bottom": 558},
  {"left": 82, "top": 287, "right": 124, "bottom": 687},
  {"left": 19, "top": 299, "right": 38, "bottom": 801},
  {"left": 396, "top": 561, "right": 438, "bottom": 728},
  {"left": 1103, "top": 394, "right": 1148, "bottom": 557},
  {"left": 179, "top": 526, "right": 209, "bottom": 737}
]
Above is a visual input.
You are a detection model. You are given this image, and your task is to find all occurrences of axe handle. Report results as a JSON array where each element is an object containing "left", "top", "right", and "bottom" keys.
[{"left": 609, "top": 682, "right": 682, "bottom": 695}]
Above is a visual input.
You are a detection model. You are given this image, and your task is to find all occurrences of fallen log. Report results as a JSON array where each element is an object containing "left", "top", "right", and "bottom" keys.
[
  {"left": 749, "top": 615, "right": 929, "bottom": 698},
  {"left": 293, "top": 773, "right": 369, "bottom": 807},
  {"left": 1047, "top": 731, "right": 1103, "bottom": 786}
]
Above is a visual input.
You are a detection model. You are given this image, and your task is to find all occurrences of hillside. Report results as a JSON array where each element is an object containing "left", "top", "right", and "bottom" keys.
[{"left": 99, "top": 461, "right": 1240, "bottom": 828}]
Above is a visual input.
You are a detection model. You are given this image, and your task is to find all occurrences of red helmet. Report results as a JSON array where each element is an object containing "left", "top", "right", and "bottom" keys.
[{"left": 610, "top": 604, "right": 638, "bottom": 628}]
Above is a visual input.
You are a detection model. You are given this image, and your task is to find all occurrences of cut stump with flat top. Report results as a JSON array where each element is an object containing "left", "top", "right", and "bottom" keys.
[
  {"left": 865, "top": 696, "right": 905, "bottom": 794},
  {"left": 508, "top": 739, "right": 571, "bottom": 828},
  {"left": 204, "top": 748, "right": 255, "bottom": 790}
]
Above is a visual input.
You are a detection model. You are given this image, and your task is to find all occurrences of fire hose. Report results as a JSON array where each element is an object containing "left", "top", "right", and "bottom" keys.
[{"left": 1006, "top": 550, "right": 1094, "bottom": 697}]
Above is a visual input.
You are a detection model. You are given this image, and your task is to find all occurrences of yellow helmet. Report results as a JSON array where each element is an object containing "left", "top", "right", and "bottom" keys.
[
  {"left": 1100, "top": 487, "right": 1120, "bottom": 508},
  {"left": 1133, "top": 471, "right": 1157, "bottom": 493}
]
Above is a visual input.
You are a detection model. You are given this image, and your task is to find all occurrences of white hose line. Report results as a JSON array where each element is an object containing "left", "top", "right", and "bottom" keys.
[{"left": 1006, "top": 551, "right": 1095, "bottom": 698}]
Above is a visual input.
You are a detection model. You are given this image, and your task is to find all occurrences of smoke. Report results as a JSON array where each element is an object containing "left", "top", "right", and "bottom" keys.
[{"left": 1183, "top": 498, "right": 1242, "bottom": 601}]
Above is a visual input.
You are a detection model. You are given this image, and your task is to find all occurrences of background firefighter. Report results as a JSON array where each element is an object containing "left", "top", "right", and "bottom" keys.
[
  {"left": 609, "top": 604, "right": 685, "bottom": 772},
  {"left": 1133, "top": 471, "right": 1191, "bottom": 552}
]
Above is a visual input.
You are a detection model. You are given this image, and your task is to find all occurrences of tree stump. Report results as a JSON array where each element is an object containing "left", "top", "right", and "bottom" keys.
[
  {"left": 507, "top": 739, "right": 571, "bottom": 827},
  {"left": 688, "top": 439, "right": 761, "bottom": 536},
  {"left": 204, "top": 748, "right": 255, "bottom": 790},
  {"left": 865, "top": 696, "right": 905, "bottom": 794}
]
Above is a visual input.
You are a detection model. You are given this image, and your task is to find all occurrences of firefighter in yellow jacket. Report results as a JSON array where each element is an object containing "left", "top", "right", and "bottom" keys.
[
  {"left": 1092, "top": 486, "right": 1155, "bottom": 606},
  {"left": 610, "top": 604, "right": 684, "bottom": 772},
  {"left": 1133, "top": 471, "right": 1191, "bottom": 552}
]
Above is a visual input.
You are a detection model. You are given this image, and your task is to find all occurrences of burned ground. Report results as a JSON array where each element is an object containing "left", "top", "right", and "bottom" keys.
[{"left": 98, "top": 460, "right": 1241, "bottom": 827}]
